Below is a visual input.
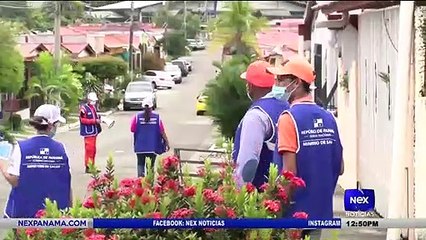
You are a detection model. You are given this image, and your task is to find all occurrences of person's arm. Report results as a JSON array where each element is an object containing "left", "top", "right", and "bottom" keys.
[
  {"left": 277, "top": 113, "right": 298, "bottom": 175},
  {"left": 80, "top": 106, "right": 99, "bottom": 125},
  {"left": 0, "top": 144, "right": 21, "bottom": 187},
  {"left": 234, "top": 109, "right": 271, "bottom": 188},
  {"left": 130, "top": 115, "right": 137, "bottom": 133},
  {"left": 158, "top": 118, "right": 170, "bottom": 151}
]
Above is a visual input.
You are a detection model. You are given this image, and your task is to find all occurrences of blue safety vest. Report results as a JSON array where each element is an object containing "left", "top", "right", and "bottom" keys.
[
  {"left": 133, "top": 111, "right": 165, "bottom": 154},
  {"left": 282, "top": 102, "right": 342, "bottom": 219},
  {"left": 232, "top": 97, "right": 289, "bottom": 189},
  {"left": 4, "top": 136, "right": 71, "bottom": 218},
  {"left": 80, "top": 104, "right": 102, "bottom": 137}
]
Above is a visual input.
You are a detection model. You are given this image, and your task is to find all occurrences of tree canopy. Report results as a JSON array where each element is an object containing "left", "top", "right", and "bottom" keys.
[{"left": 0, "top": 21, "right": 25, "bottom": 94}]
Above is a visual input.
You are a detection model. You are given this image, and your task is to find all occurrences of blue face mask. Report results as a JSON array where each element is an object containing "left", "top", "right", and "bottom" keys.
[
  {"left": 48, "top": 124, "right": 58, "bottom": 138},
  {"left": 271, "top": 85, "right": 287, "bottom": 100}
]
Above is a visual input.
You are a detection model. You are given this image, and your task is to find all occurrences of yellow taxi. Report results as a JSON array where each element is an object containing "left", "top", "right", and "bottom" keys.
[{"left": 196, "top": 92, "right": 208, "bottom": 115}]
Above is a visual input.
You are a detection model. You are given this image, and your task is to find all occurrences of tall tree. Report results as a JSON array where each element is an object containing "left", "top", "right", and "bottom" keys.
[
  {"left": 211, "top": 1, "right": 268, "bottom": 56},
  {"left": 0, "top": 2, "right": 33, "bottom": 30}
]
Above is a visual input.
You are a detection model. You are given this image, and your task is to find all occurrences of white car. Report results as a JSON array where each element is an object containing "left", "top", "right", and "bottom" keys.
[
  {"left": 141, "top": 70, "right": 175, "bottom": 89},
  {"left": 164, "top": 64, "right": 183, "bottom": 84},
  {"left": 177, "top": 56, "right": 193, "bottom": 71},
  {"left": 196, "top": 39, "right": 206, "bottom": 49},
  {"left": 123, "top": 81, "right": 157, "bottom": 111}
]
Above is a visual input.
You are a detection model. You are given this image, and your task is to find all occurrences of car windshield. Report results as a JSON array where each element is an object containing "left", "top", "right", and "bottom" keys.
[{"left": 126, "top": 84, "right": 151, "bottom": 92}]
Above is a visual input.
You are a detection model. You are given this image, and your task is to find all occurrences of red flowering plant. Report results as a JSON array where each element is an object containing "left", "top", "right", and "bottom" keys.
[{"left": 11, "top": 153, "right": 310, "bottom": 240}]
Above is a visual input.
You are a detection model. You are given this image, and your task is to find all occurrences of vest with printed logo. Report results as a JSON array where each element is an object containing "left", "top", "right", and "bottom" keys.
[
  {"left": 282, "top": 103, "right": 342, "bottom": 219},
  {"left": 133, "top": 111, "right": 165, "bottom": 154},
  {"left": 232, "top": 98, "right": 289, "bottom": 189},
  {"left": 4, "top": 136, "right": 71, "bottom": 218},
  {"left": 80, "top": 104, "right": 102, "bottom": 137}
]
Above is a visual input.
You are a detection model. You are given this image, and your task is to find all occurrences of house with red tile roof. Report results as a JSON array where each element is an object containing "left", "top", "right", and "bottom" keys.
[{"left": 17, "top": 43, "right": 49, "bottom": 61}]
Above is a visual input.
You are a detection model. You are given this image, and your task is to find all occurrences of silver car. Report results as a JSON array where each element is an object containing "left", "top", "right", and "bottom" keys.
[{"left": 123, "top": 81, "right": 157, "bottom": 111}]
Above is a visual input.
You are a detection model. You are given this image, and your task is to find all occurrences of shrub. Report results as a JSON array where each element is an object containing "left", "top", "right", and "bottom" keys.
[
  {"left": 102, "top": 97, "right": 121, "bottom": 110},
  {"left": 163, "top": 31, "right": 187, "bottom": 58},
  {"left": 205, "top": 54, "right": 254, "bottom": 139},
  {"left": 0, "top": 126, "right": 15, "bottom": 143},
  {"left": 78, "top": 56, "right": 128, "bottom": 81},
  {"left": 142, "top": 53, "right": 165, "bottom": 72},
  {"left": 14, "top": 155, "right": 308, "bottom": 240},
  {"left": 8, "top": 113, "right": 22, "bottom": 131}
]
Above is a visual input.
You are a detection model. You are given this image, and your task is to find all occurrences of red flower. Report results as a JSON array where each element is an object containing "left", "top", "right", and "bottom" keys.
[
  {"left": 83, "top": 196, "right": 98, "bottom": 208},
  {"left": 141, "top": 195, "right": 153, "bottom": 204},
  {"left": 164, "top": 179, "right": 179, "bottom": 192},
  {"left": 293, "top": 211, "right": 308, "bottom": 219},
  {"left": 153, "top": 185, "right": 162, "bottom": 194},
  {"left": 35, "top": 209, "right": 46, "bottom": 218},
  {"left": 197, "top": 167, "right": 206, "bottom": 177},
  {"left": 105, "top": 189, "right": 118, "bottom": 199},
  {"left": 263, "top": 200, "right": 281, "bottom": 213},
  {"left": 132, "top": 178, "right": 142, "bottom": 188},
  {"left": 203, "top": 189, "right": 223, "bottom": 204},
  {"left": 204, "top": 228, "right": 218, "bottom": 233},
  {"left": 169, "top": 208, "right": 194, "bottom": 218},
  {"left": 129, "top": 198, "right": 136, "bottom": 209},
  {"left": 118, "top": 187, "right": 132, "bottom": 198},
  {"left": 83, "top": 229, "right": 96, "bottom": 237},
  {"left": 245, "top": 183, "right": 255, "bottom": 193},
  {"left": 277, "top": 185, "right": 288, "bottom": 202},
  {"left": 226, "top": 208, "right": 237, "bottom": 218},
  {"left": 146, "top": 212, "right": 162, "bottom": 219},
  {"left": 119, "top": 178, "right": 135, "bottom": 188},
  {"left": 25, "top": 228, "right": 41, "bottom": 237},
  {"left": 291, "top": 177, "right": 306, "bottom": 188},
  {"left": 183, "top": 186, "right": 196, "bottom": 197},
  {"left": 288, "top": 230, "right": 302, "bottom": 240},
  {"left": 157, "top": 175, "right": 168, "bottom": 185},
  {"left": 61, "top": 228, "right": 77, "bottom": 235},
  {"left": 85, "top": 234, "right": 106, "bottom": 240},
  {"left": 163, "top": 155, "right": 179, "bottom": 170},
  {"left": 282, "top": 170, "right": 295, "bottom": 180},
  {"left": 134, "top": 187, "right": 144, "bottom": 197},
  {"left": 214, "top": 205, "right": 225, "bottom": 216},
  {"left": 87, "top": 176, "right": 110, "bottom": 190},
  {"left": 260, "top": 183, "right": 269, "bottom": 191}
]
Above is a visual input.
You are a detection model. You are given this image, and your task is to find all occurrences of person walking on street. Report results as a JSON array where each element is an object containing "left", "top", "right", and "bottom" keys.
[
  {"left": 80, "top": 92, "right": 102, "bottom": 173},
  {"left": 268, "top": 56, "right": 344, "bottom": 240},
  {"left": 131, "top": 98, "right": 170, "bottom": 177},
  {"left": 0, "top": 104, "right": 72, "bottom": 219},
  {"left": 233, "top": 60, "right": 289, "bottom": 190}
]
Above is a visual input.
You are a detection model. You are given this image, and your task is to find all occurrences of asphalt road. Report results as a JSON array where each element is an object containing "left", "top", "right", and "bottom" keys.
[{"left": 0, "top": 49, "right": 219, "bottom": 237}]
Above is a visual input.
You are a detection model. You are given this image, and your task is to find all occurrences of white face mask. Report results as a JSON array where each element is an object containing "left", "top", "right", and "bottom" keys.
[{"left": 89, "top": 101, "right": 97, "bottom": 105}]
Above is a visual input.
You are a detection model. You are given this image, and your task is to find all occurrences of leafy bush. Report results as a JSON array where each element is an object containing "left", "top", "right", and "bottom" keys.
[
  {"left": 142, "top": 53, "right": 165, "bottom": 72},
  {"left": 78, "top": 56, "right": 128, "bottom": 81},
  {"left": 163, "top": 31, "right": 187, "bottom": 59},
  {"left": 102, "top": 97, "right": 121, "bottom": 110},
  {"left": 13, "top": 155, "right": 308, "bottom": 240},
  {"left": 80, "top": 72, "right": 103, "bottom": 96},
  {"left": 8, "top": 113, "right": 22, "bottom": 131},
  {"left": 205, "top": 55, "right": 254, "bottom": 139},
  {"left": 0, "top": 126, "right": 15, "bottom": 143}
]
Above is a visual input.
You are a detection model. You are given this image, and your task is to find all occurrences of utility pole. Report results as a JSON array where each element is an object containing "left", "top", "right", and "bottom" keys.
[
  {"left": 129, "top": 1, "right": 135, "bottom": 81},
  {"left": 183, "top": 1, "right": 187, "bottom": 40},
  {"left": 53, "top": 1, "right": 61, "bottom": 73}
]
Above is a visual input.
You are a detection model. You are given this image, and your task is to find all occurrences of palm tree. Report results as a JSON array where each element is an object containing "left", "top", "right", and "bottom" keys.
[{"left": 210, "top": 1, "right": 268, "bottom": 60}]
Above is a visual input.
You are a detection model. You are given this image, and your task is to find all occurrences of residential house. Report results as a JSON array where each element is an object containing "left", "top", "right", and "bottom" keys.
[{"left": 299, "top": 1, "right": 426, "bottom": 239}]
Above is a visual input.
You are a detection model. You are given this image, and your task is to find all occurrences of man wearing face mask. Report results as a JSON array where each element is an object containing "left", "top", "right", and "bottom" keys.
[
  {"left": 267, "top": 56, "right": 344, "bottom": 240},
  {"left": 0, "top": 104, "right": 72, "bottom": 222},
  {"left": 80, "top": 92, "right": 102, "bottom": 173},
  {"left": 232, "top": 60, "right": 289, "bottom": 190}
]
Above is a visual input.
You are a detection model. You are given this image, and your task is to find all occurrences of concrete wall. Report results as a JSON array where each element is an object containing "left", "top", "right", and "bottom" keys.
[{"left": 357, "top": 7, "right": 400, "bottom": 216}]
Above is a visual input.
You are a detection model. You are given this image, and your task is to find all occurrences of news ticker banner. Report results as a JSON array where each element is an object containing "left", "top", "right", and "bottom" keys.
[{"left": 2, "top": 218, "right": 426, "bottom": 229}]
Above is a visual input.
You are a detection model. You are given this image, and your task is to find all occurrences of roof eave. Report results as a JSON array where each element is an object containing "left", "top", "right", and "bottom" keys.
[{"left": 312, "top": 1, "right": 400, "bottom": 15}]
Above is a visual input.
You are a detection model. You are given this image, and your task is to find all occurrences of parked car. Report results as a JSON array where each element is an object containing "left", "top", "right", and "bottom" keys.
[
  {"left": 187, "top": 39, "right": 198, "bottom": 50},
  {"left": 171, "top": 60, "right": 189, "bottom": 77},
  {"left": 140, "top": 70, "right": 175, "bottom": 89},
  {"left": 164, "top": 64, "right": 182, "bottom": 84},
  {"left": 196, "top": 39, "right": 206, "bottom": 50},
  {"left": 123, "top": 81, "right": 157, "bottom": 111},
  {"left": 196, "top": 91, "right": 208, "bottom": 116},
  {"left": 177, "top": 57, "right": 192, "bottom": 72}
]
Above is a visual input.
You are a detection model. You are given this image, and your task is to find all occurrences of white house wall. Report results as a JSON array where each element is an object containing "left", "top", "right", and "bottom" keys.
[{"left": 357, "top": 7, "right": 399, "bottom": 217}]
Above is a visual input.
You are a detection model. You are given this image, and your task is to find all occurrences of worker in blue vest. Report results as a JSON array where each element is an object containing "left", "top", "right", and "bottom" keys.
[
  {"left": 0, "top": 104, "right": 72, "bottom": 218},
  {"left": 268, "top": 56, "right": 344, "bottom": 239},
  {"left": 131, "top": 98, "right": 170, "bottom": 177},
  {"left": 80, "top": 92, "right": 102, "bottom": 173},
  {"left": 232, "top": 60, "right": 289, "bottom": 190}
]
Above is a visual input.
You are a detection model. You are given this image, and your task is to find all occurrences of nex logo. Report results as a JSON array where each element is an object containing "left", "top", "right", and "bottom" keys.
[{"left": 344, "top": 189, "right": 375, "bottom": 212}]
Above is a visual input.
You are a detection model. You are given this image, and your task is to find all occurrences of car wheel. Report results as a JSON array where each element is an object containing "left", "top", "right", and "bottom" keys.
[
  {"left": 152, "top": 82, "right": 157, "bottom": 89},
  {"left": 167, "top": 87, "right": 172, "bottom": 89},
  {"left": 123, "top": 105, "right": 130, "bottom": 111},
  {"left": 196, "top": 111, "right": 205, "bottom": 116}
]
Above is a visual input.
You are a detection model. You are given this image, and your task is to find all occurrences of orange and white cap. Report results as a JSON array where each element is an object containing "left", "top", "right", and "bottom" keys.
[
  {"left": 240, "top": 60, "right": 275, "bottom": 88},
  {"left": 267, "top": 56, "right": 316, "bottom": 84}
]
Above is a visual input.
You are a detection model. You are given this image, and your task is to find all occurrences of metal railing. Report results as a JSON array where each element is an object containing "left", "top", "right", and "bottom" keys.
[{"left": 174, "top": 147, "right": 228, "bottom": 181}]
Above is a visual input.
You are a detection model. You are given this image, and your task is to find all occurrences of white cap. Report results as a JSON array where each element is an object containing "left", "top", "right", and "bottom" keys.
[
  {"left": 142, "top": 98, "right": 153, "bottom": 108},
  {"left": 34, "top": 104, "right": 66, "bottom": 125},
  {"left": 87, "top": 92, "right": 98, "bottom": 101}
]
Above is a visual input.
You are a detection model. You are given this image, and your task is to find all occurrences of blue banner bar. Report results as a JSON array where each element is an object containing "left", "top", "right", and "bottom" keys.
[{"left": 93, "top": 218, "right": 342, "bottom": 229}]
